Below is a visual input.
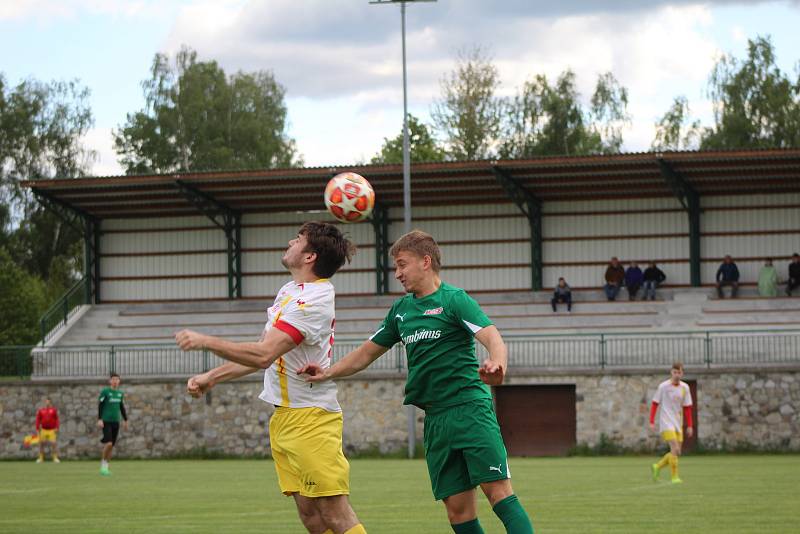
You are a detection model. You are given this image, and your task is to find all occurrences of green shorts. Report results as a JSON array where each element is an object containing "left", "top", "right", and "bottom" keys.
[{"left": 423, "top": 397, "right": 510, "bottom": 500}]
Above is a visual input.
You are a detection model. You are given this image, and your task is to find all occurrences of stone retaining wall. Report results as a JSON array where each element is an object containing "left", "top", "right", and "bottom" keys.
[{"left": 2, "top": 368, "right": 798, "bottom": 459}]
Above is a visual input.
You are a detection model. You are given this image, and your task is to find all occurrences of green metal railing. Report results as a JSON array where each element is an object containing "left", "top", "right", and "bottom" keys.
[
  {"left": 39, "top": 277, "right": 89, "bottom": 346},
  {"left": 4, "top": 329, "right": 800, "bottom": 379},
  {"left": 0, "top": 346, "right": 34, "bottom": 378}
]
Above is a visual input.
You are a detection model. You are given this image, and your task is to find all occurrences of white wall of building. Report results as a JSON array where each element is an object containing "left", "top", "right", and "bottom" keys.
[{"left": 96, "top": 193, "right": 800, "bottom": 301}]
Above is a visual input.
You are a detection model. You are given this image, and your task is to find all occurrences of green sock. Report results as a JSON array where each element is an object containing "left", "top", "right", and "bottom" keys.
[
  {"left": 451, "top": 518, "right": 484, "bottom": 534},
  {"left": 492, "top": 494, "right": 534, "bottom": 534}
]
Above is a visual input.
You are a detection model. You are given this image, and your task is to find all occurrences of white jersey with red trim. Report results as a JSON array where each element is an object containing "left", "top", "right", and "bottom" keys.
[
  {"left": 652, "top": 379, "right": 692, "bottom": 433},
  {"left": 258, "top": 279, "right": 340, "bottom": 412}
]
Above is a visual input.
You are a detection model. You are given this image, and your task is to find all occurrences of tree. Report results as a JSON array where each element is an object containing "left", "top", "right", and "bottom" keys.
[
  {"left": 0, "top": 247, "right": 47, "bottom": 345},
  {"left": 371, "top": 114, "right": 445, "bottom": 164},
  {"left": 652, "top": 96, "right": 701, "bottom": 151},
  {"left": 701, "top": 35, "right": 800, "bottom": 149},
  {"left": 431, "top": 47, "right": 504, "bottom": 160},
  {"left": 499, "top": 70, "right": 629, "bottom": 158},
  {"left": 0, "top": 74, "right": 93, "bottom": 293},
  {"left": 114, "top": 47, "right": 300, "bottom": 174},
  {"left": 0, "top": 75, "right": 94, "bottom": 210}
]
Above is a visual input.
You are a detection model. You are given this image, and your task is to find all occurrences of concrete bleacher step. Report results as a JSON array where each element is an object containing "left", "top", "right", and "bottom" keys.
[{"left": 48, "top": 288, "right": 799, "bottom": 348}]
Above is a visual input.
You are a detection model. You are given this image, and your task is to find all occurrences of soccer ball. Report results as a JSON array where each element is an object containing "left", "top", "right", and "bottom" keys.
[{"left": 324, "top": 172, "right": 375, "bottom": 223}]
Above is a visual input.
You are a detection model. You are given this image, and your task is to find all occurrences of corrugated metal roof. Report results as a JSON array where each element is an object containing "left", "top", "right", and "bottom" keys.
[{"left": 21, "top": 148, "right": 800, "bottom": 219}]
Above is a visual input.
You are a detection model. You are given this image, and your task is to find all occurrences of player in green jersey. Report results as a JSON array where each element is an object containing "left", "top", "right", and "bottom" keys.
[
  {"left": 300, "top": 230, "right": 533, "bottom": 534},
  {"left": 97, "top": 373, "right": 128, "bottom": 476}
]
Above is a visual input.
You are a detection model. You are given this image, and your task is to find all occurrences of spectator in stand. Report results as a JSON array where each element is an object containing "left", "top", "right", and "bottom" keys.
[
  {"left": 551, "top": 277, "right": 572, "bottom": 312},
  {"left": 643, "top": 262, "right": 667, "bottom": 301},
  {"left": 715, "top": 255, "right": 740, "bottom": 299},
  {"left": 35, "top": 398, "right": 60, "bottom": 463},
  {"left": 758, "top": 258, "right": 779, "bottom": 297},
  {"left": 625, "top": 262, "right": 644, "bottom": 301},
  {"left": 604, "top": 257, "right": 625, "bottom": 301},
  {"left": 787, "top": 253, "right": 800, "bottom": 296}
]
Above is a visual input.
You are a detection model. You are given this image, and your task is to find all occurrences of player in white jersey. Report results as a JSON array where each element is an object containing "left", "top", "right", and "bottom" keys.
[
  {"left": 649, "top": 362, "right": 693, "bottom": 484},
  {"left": 176, "top": 222, "right": 367, "bottom": 534}
]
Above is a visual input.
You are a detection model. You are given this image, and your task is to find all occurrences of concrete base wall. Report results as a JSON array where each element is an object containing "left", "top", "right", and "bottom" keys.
[{"left": 2, "top": 368, "right": 798, "bottom": 459}]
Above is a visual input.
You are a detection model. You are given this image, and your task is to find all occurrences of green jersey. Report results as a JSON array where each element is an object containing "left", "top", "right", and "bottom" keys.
[
  {"left": 99, "top": 387, "right": 125, "bottom": 422},
  {"left": 370, "top": 282, "right": 493, "bottom": 411}
]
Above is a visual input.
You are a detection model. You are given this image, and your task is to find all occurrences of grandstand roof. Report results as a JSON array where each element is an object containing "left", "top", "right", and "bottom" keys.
[{"left": 21, "top": 148, "right": 800, "bottom": 219}]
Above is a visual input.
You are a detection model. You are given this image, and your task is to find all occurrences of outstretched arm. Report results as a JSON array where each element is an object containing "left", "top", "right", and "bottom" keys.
[
  {"left": 475, "top": 325, "right": 507, "bottom": 386},
  {"left": 176, "top": 327, "right": 297, "bottom": 369},
  {"left": 187, "top": 362, "right": 261, "bottom": 398},
  {"left": 298, "top": 340, "right": 389, "bottom": 382}
]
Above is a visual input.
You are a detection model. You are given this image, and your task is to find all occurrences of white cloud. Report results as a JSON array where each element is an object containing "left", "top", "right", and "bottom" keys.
[
  {"left": 83, "top": 127, "right": 123, "bottom": 176},
  {"left": 71, "top": 0, "right": 794, "bottom": 173}
]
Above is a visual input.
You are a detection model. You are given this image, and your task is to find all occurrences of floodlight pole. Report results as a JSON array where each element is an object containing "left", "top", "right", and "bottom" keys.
[
  {"left": 371, "top": 0, "right": 435, "bottom": 460},
  {"left": 401, "top": 0, "right": 411, "bottom": 233}
]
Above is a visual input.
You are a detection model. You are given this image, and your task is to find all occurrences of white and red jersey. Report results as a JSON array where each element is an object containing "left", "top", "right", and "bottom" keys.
[
  {"left": 652, "top": 380, "right": 692, "bottom": 433},
  {"left": 258, "top": 279, "right": 340, "bottom": 412}
]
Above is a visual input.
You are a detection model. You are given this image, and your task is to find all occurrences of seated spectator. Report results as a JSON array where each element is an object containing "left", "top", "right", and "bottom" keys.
[
  {"left": 716, "top": 255, "right": 740, "bottom": 298},
  {"left": 787, "top": 253, "right": 800, "bottom": 296},
  {"left": 624, "top": 262, "right": 644, "bottom": 301},
  {"left": 758, "top": 258, "right": 779, "bottom": 297},
  {"left": 643, "top": 262, "right": 666, "bottom": 301},
  {"left": 604, "top": 257, "right": 625, "bottom": 301},
  {"left": 551, "top": 277, "right": 572, "bottom": 312}
]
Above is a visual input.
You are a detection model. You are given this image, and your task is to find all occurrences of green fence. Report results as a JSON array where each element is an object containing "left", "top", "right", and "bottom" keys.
[
  {"left": 0, "top": 346, "right": 34, "bottom": 378},
  {"left": 3, "top": 329, "right": 800, "bottom": 379},
  {"left": 39, "top": 277, "right": 89, "bottom": 346}
]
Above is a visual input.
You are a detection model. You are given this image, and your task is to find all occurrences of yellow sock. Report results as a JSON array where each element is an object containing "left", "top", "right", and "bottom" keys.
[
  {"left": 655, "top": 452, "right": 670, "bottom": 470},
  {"left": 669, "top": 454, "right": 679, "bottom": 479},
  {"left": 322, "top": 530, "right": 334, "bottom": 534},
  {"left": 344, "top": 524, "right": 367, "bottom": 534}
]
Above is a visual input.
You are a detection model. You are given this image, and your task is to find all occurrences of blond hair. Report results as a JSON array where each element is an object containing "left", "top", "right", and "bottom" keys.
[{"left": 390, "top": 230, "right": 441, "bottom": 272}]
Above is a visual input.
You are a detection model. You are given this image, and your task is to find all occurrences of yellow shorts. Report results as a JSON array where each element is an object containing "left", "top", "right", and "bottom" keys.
[
  {"left": 39, "top": 429, "right": 57, "bottom": 442},
  {"left": 661, "top": 430, "right": 683, "bottom": 443},
  {"left": 269, "top": 406, "right": 350, "bottom": 498}
]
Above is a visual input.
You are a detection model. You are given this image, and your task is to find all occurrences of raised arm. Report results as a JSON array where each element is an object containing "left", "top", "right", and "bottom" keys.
[
  {"left": 475, "top": 325, "right": 507, "bottom": 386},
  {"left": 298, "top": 340, "right": 388, "bottom": 382},
  {"left": 176, "top": 326, "right": 297, "bottom": 369}
]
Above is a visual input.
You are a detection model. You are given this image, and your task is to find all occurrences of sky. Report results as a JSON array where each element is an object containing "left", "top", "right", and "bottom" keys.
[{"left": 1, "top": 0, "right": 799, "bottom": 176}]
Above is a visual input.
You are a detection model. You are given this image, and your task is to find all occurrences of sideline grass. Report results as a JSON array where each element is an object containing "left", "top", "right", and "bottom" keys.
[{"left": 1, "top": 456, "right": 798, "bottom": 533}]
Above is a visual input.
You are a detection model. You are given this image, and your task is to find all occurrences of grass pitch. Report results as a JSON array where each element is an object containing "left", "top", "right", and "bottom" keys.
[{"left": 1, "top": 455, "right": 798, "bottom": 533}]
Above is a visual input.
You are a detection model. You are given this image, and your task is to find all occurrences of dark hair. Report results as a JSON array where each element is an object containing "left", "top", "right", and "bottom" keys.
[
  {"left": 110, "top": 373, "right": 120, "bottom": 379},
  {"left": 390, "top": 230, "right": 442, "bottom": 272},
  {"left": 671, "top": 361, "right": 684, "bottom": 371},
  {"left": 299, "top": 222, "right": 355, "bottom": 278}
]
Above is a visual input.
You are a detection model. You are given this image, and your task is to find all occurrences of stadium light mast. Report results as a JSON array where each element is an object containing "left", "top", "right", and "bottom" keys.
[
  {"left": 370, "top": 0, "right": 436, "bottom": 460},
  {"left": 370, "top": 0, "right": 436, "bottom": 234}
]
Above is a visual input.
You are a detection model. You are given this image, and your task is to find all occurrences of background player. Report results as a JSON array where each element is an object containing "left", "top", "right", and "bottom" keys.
[
  {"left": 300, "top": 230, "right": 533, "bottom": 534},
  {"left": 35, "top": 397, "right": 60, "bottom": 463},
  {"left": 650, "top": 362, "right": 693, "bottom": 483},
  {"left": 178, "top": 222, "right": 366, "bottom": 534},
  {"left": 98, "top": 373, "right": 128, "bottom": 476}
]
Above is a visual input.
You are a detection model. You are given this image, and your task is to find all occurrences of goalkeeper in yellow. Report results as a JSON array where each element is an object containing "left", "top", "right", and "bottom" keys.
[
  {"left": 177, "top": 222, "right": 366, "bottom": 534},
  {"left": 650, "top": 362, "right": 694, "bottom": 484}
]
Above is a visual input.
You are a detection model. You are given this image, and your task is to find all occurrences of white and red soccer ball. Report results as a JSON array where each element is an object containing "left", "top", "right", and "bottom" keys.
[{"left": 324, "top": 172, "right": 375, "bottom": 223}]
